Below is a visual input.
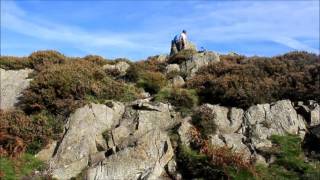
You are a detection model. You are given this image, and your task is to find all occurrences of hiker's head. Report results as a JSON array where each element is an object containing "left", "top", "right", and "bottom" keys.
[{"left": 182, "top": 30, "right": 187, "bottom": 34}]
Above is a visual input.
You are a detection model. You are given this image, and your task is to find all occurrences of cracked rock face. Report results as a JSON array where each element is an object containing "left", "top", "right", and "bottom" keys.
[
  {"left": 200, "top": 104, "right": 244, "bottom": 134},
  {"left": 87, "top": 130, "right": 174, "bottom": 180},
  {"left": 48, "top": 101, "right": 178, "bottom": 179},
  {"left": 180, "top": 51, "right": 220, "bottom": 78},
  {"left": 245, "top": 100, "right": 307, "bottom": 150},
  {"left": 0, "top": 68, "right": 33, "bottom": 110},
  {"left": 50, "top": 102, "right": 125, "bottom": 180},
  {"left": 41, "top": 98, "right": 316, "bottom": 179}
]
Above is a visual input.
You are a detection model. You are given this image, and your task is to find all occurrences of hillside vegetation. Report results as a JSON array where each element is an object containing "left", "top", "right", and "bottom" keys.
[{"left": 0, "top": 50, "right": 319, "bottom": 179}]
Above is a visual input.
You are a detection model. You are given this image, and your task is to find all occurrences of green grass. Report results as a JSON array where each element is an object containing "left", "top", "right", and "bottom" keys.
[
  {"left": 0, "top": 154, "right": 44, "bottom": 180},
  {"left": 254, "top": 134, "right": 320, "bottom": 180}
]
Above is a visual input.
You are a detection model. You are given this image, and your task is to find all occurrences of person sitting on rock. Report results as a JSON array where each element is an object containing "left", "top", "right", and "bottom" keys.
[{"left": 170, "top": 30, "right": 188, "bottom": 55}]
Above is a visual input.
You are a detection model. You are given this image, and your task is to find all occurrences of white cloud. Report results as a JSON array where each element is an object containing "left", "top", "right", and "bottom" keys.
[{"left": 1, "top": 0, "right": 319, "bottom": 59}]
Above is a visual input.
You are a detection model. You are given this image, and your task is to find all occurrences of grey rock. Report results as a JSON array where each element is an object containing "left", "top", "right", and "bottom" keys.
[
  {"left": 166, "top": 64, "right": 180, "bottom": 74},
  {"left": 156, "top": 54, "right": 169, "bottom": 63},
  {"left": 185, "top": 41, "right": 197, "bottom": 51},
  {"left": 180, "top": 51, "right": 220, "bottom": 78},
  {"left": 178, "top": 117, "right": 193, "bottom": 146},
  {"left": 103, "top": 61, "right": 130, "bottom": 76},
  {"left": 310, "top": 103, "right": 320, "bottom": 127},
  {"left": 245, "top": 100, "right": 307, "bottom": 150},
  {"left": 35, "top": 141, "right": 57, "bottom": 162},
  {"left": 199, "top": 104, "right": 244, "bottom": 134},
  {"left": 209, "top": 133, "right": 251, "bottom": 159},
  {"left": 50, "top": 102, "right": 125, "bottom": 180},
  {"left": 0, "top": 68, "right": 33, "bottom": 110},
  {"left": 172, "top": 76, "right": 185, "bottom": 87},
  {"left": 87, "top": 130, "right": 174, "bottom": 180}
]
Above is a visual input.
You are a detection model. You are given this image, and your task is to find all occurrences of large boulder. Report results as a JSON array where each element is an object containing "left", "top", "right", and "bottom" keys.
[
  {"left": 244, "top": 100, "right": 307, "bottom": 150},
  {"left": 178, "top": 117, "right": 194, "bottom": 146},
  {"left": 172, "top": 76, "right": 185, "bottom": 87},
  {"left": 103, "top": 61, "right": 130, "bottom": 76},
  {"left": 49, "top": 102, "right": 125, "bottom": 180},
  {"left": 180, "top": 51, "right": 220, "bottom": 78},
  {"left": 0, "top": 68, "right": 33, "bottom": 110},
  {"left": 296, "top": 101, "right": 320, "bottom": 127},
  {"left": 209, "top": 133, "right": 251, "bottom": 159},
  {"left": 87, "top": 130, "right": 174, "bottom": 180},
  {"left": 107, "top": 102, "right": 179, "bottom": 149},
  {"left": 166, "top": 64, "right": 180, "bottom": 74},
  {"left": 197, "top": 104, "right": 244, "bottom": 134}
]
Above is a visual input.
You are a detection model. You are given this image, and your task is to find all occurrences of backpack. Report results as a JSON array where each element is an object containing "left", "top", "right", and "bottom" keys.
[{"left": 173, "top": 34, "right": 181, "bottom": 43}]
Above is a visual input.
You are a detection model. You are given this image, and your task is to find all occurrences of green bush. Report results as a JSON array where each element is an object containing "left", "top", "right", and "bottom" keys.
[
  {"left": 19, "top": 60, "right": 138, "bottom": 117},
  {"left": 256, "top": 134, "right": 320, "bottom": 179},
  {"left": 187, "top": 51, "right": 320, "bottom": 108},
  {"left": 155, "top": 87, "right": 198, "bottom": 116},
  {"left": 137, "top": 71, "right": 166, "bottom": 94}
]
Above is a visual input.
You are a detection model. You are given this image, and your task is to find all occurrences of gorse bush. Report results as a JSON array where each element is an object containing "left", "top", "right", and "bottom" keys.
[
  {"left": 137, "top": 71, "right": 167, "bottom": 94},
  {"left": 155, "top": 87, "right": 198, "bottom": 116},
  {"left": 187, "top": 52, "right": 320, "bottom": 108},
  {"left": 20, "top": 60, "right": 138, "bottom": 117}
]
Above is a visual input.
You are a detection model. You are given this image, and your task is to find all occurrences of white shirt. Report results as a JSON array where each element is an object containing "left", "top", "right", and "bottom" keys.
[{"left": 180, "top": 33, "right": 187, "bottom": 43}]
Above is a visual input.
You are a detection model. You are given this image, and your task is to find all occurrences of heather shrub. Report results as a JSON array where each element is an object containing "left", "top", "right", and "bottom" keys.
[
  {"left": 0, "top": 56, "right": 32, "bottom": 70},
  {"left": 137, "top": 71, "right": 166, "bottom": 94},
  {"left": 187, "top": 51, "right": 320, "bottom": 108},
  {"left": 83, "top": 55, "right": 108, "bottom": 66},
  {"left": 28, "top": 50, "right": 66, "bottom": 70},
  {"left": 155, "top": 87, "right": 198, "bottom": 116},
  {"left": 176, "top": 145, "right": 224, "bottom": 179},
  {"left": 19, "top": 60, "right": 138, "bottom": 117},
  {"left": 0, "top": 110, "right": 59, "bottom": 156}
]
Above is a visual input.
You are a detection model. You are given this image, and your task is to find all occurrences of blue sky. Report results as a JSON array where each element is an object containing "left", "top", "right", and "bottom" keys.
[{"left": 1, "top": 0, "right": 319, "bottom": 60}]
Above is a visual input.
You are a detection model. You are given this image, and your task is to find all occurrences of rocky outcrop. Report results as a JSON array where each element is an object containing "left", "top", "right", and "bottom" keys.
[
  {"left": 0, "top": 68, "right": 33, "bottom": 110},
  {"left": 166, "top": 64, "right": 180, "bottom": 74},
  {"left": 296, "top": 101, "right": 320, "bottom": 127},
  {"left": 103, "top": 61, "right": 130, "bottom": 76},
  {"left": 180, "top": 51, "right": 220, "bottom": 78},
  {"left": 45, "top": 101, "right": 179, "bottom": 179},
  {"left": 49, "top": 102, "right": 125, "bottom": 179},
  {"left": 244, "top": 100, "right": 307, "bottom": 150},
  {"left": 192, "top": 100, "right": 309, "bottom": 163},
  {"left": 40, "top": 98, "right": 316, "bottom": 179},
  {"left": 172, "top": 76, "right": 185, "bottom": 87},
  {"left": 199, "top": 104, "right": 244, "bottom": 134},
  {"left": 87, "top": 130, "right": 173, "bottom": 180}
]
